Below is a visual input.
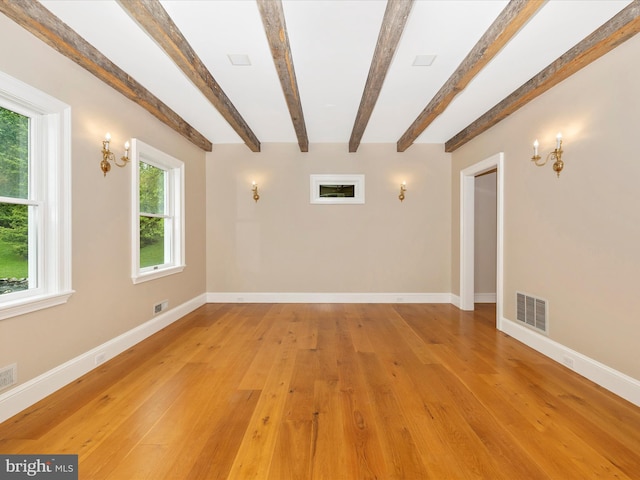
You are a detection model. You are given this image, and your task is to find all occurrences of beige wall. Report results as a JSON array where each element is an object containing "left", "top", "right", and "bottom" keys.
[
  {"left": 207, "top": 143, "right": 451, "bottom": 294},
  {"left": 451, "top": 34, "right": 640, "bottom": 379},
  {"left": 0, "top": 16, "right": 207, "bottom": 388}
]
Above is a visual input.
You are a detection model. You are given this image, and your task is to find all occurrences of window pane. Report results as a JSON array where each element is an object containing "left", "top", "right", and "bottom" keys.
[
  {"left": 139, "top": 216, "right": 165, "bottom": 268},
  {"left": 320, "top": 184, "right": 355, "bottom": 198},
  {"left": 139, "top": 162, "right": 165, "bottom": 214},
  {"left": 0, "top": 106, "right": 29, "bottom": 199},
  {"left": 0, "top": 203, "right": 29, "bottom": 294}
]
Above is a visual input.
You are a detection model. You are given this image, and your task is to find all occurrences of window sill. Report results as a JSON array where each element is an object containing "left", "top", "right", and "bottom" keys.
[
  {"left": 0, "top": 290, "right": 75, "bottom": 321},
  {"left": 132, "top": 265, "right": 185, "bottom": 285}
]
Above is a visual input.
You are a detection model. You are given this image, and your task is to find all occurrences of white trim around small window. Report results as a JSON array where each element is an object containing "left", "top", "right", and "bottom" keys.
[
  {"left": 130, "top": 139, "right": 185, "bottom": 284},
  {"left": 310, "top": 174, "right": 365, "bottom": 204}
]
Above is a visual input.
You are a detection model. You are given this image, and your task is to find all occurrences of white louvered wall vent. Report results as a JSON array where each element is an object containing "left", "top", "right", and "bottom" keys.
[
  {"left": 516, "top": 292, "right": 548, "bottom": 334},
  {"left": 0, "top": 363, "right": 17, "bottom": 391}
]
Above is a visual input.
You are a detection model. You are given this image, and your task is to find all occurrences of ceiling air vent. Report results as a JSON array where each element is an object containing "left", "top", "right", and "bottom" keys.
[{"left": 516, "top": 292, "right": 548, "bottom": 334}]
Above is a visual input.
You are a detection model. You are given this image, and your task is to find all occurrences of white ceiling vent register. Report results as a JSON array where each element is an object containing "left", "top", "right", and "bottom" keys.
[{"left": 516, "top": 292, "right": 548, "bottom": 334}]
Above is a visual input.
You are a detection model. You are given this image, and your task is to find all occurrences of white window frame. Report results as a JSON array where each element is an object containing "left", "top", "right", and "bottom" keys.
[
  {"left": 130, "top": 139, "right": 185, "bottom": 284},
  {"left": 310, "top": 174, "right": 365, "bottom": 204},
  {"left": 0, "top": 71, "right": 73, "bottom": 321}
]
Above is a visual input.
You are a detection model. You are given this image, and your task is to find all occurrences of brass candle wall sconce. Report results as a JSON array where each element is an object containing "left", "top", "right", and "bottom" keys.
[
  {"left": 101, "top": 132, "right": 130, "bottom": 177},
  {"left": 251, "top": 181, "right": 260, "bottom": 202},
  {"left": 531, "top": 133, "right": 564, "bottom": 177},
  {"left": 399, "top": 181, "right": 407, "bottom": 202}
]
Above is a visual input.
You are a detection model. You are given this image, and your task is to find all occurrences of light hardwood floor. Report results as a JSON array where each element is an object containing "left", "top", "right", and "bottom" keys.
[{"left": 1, "top": 303, "right": 639, "bottom": 479}]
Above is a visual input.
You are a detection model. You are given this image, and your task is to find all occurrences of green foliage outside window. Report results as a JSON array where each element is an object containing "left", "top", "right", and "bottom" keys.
[
  {"left": 0, "top": 106, "right": 29, "bottom": 199},
  {"left": 139, "top": 161, "right": 166, "bottom": 267},
  {"left": 0, "top": 106, "right": 29, "bottom": 281}
]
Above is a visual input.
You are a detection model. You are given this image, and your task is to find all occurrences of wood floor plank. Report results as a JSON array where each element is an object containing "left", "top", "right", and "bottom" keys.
[
  {"left": 423, "top": 359, "right": 550, "bottom": 480},
  {"left": 490, "top": 371, "right": 636, "bottom": 479},
  {"left": 0, "top": 314, "right": 197, "bottom": 440},
  {"left": 363, "top": 329, "right": 504, "bottom": 476},
  {"left": 181, "top": 390, "right": 260, "bottom": 480},
  {"left": 237, "top": 306, "right": 296, "bottom": 390},
  {"left": 310, "top": 309, "right": 340, "bottom": 384},
  {"left": 432, "top": 353, "right": 584, "bottom": 478},
  {"left": 267, "top": 419, "right": 313, "bottom": 480},
  {"left": 1, "top": 303, "right": 639, "bottom": 479},
  {"left": 282, "top": 349, "right": 320, "bottom": 423},
  {"left": 18, "top": 324, "right": 210, "bottom": 457},
  {"left": 309, "top": 379, "right": 348, "bottom": 479},
  {"left": 426, "top": 317, "right": 636, "bottom": 478},
  {"left": 356, "top": 351, "right": 432, "bottom": 479},
  {"left": 103, "top": 443, "right": 169, "bottom": 480},
  {"left": 290, "top": 304, "right": 318, "bottom": 351},
  {"left": 334, "top": 313, "right": 388, "bottom": 479},
  {"left": 502, "top": 363, "right": 640, "bottom": 478},
  {"left": 523, "top": 360, "right": 640, "bottom": 452},
  {"left": 80, "top": 362, "right": 210, "bottom": 479},
  {"left": 362, "top": 305, "right": 516, "bottom": 479},
  {"left": 343, "top": 304, "right": 375, "bottom": 353},
  {"left": 227, "top": 319, "right": 299, "bottom": 478},
  {"left": 132, "top": 365, "right": 237, "bottom": 476}
]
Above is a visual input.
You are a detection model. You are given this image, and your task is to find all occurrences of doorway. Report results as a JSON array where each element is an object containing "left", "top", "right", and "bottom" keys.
[
  {"left": 459, "top": 152, "right": 504, "bottom": 328},
  {"left": 475, "top": 169, "right": 497, "bottom": 303}
]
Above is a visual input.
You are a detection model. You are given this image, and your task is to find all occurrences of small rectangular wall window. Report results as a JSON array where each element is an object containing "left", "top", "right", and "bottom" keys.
[
  {"left": 131, "top": 139, "right": 184, "bottom": 284},
  {"left": 310, "top": 174, "right": 365, "bottom": 204}
]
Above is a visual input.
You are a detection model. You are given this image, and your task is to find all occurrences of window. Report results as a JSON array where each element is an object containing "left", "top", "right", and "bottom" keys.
[
  {"left": 0, "top": 71, "right": 72, "bottom": 320},
  {"left": 131, "top": 139, "right": 184, "bottom": 283},
  {"left": 310, "top": 174, "right": 365, "bottom": 204}
]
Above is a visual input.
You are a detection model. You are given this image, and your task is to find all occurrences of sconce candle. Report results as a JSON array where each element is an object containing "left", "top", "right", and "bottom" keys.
[
  {"left": 399, "top": 181, "right": 407, "bottom": 202},
  {"left": 530, "top": 133, "right": 564, "bottom": 177},
  {"left": 251, "top": 181, "right": 260, "bottom": 202},
  {"left": 553, "top": 133, "right": 564, "bottom": 177},
  {"left": 100, "top": 132, "right": 130, "bottom": 177}
]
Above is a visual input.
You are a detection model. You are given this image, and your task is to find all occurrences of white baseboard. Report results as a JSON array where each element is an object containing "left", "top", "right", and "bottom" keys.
[
  {"left": 450, "top": 294, "right": 460, "bottom": 308},
  {"left": 206, "top": 292, "right": 453, "bottom": 304},
  {"left": 474, "top": 293, "right": 496, "bottom": 303},
  {"left": 0, "top": 293, "right": 207, "bottom": 424},
  {"left": 450, "top": 294, "right": 496, "bottom": 309},
  {"left": 500, "top": 317, "right": 640, "bottom": 407}
]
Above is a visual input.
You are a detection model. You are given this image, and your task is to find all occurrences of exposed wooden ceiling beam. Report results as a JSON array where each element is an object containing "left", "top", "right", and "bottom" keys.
[
  {"left": 397, "top": 0, "right": 544, "bottom": 152},
  {"left": 0, "top": 0, "right": 212, "bottom": 152},
  {"left": 445, "top": 0, "right": 640, "bottom": 153},
  {"left": 257, "top": 0, "right": 308, "bottom": 152},
  {"left": 349, "top": 0, "right": 413, "bottom": 153},
  {"left": 118, "top": 0, "right": 261, "bottom": 152}
]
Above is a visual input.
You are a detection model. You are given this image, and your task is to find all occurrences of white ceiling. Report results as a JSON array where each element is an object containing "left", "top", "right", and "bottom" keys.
[{"left": 39, "top": 0, "right": 632, "bottom": 149}]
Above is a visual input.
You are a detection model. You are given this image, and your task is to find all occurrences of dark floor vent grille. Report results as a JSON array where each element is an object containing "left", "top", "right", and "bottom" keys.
[{"left": 516, "top": 292, "right": 548, "bottom": 334}]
